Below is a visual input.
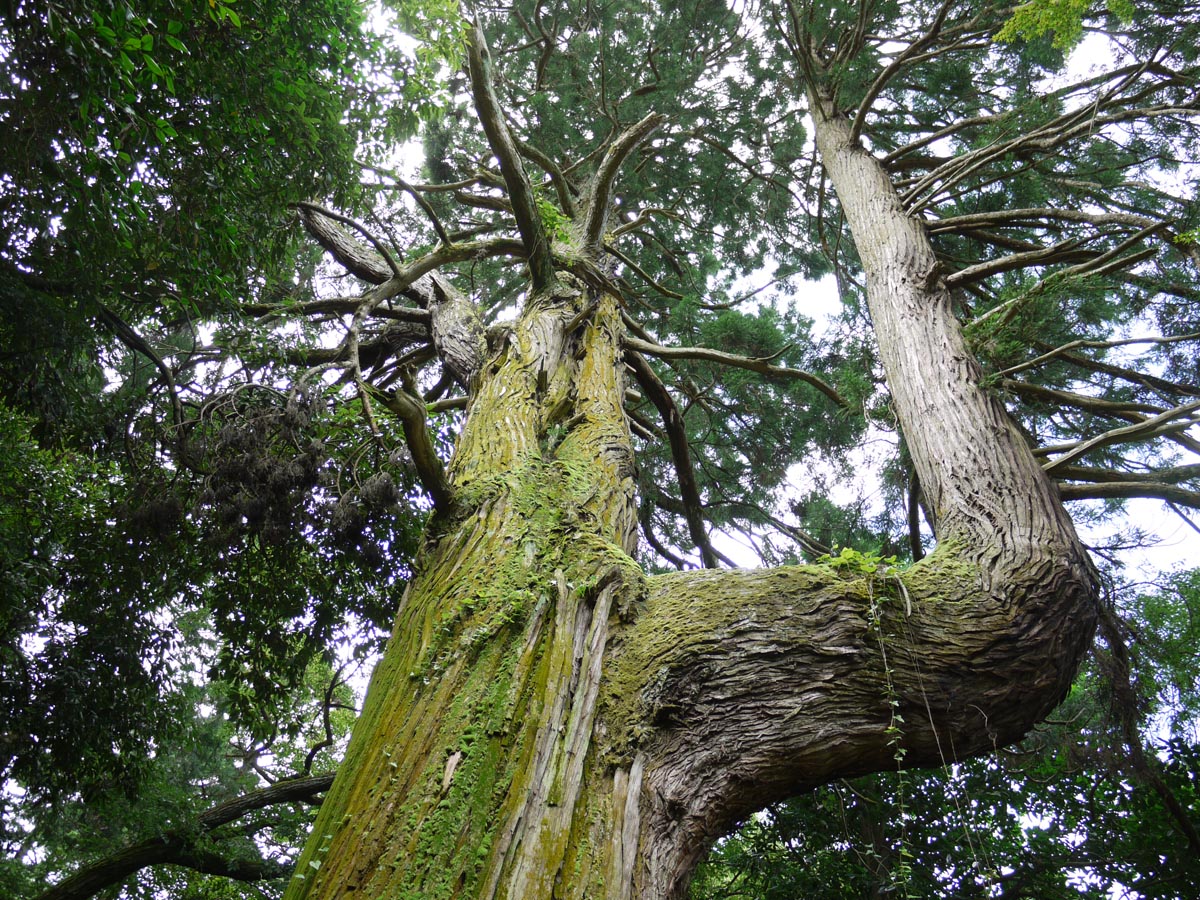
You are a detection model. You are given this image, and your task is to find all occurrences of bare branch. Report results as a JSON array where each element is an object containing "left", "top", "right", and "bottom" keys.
[
  {"left": 1042, "top": 400, "right": 1200, "bottom": 474},
  {"left": 927, "top": 206, "right": 1159, "bottom": 235},
  {"left": 945, "top": 236, "right": 1094, "bottom": 287},
  {"left": 848, "top": 0, "right": 956, "bottom": 145},
  {"left": 625, "top": 350, "right": 720, "bottom": 568},
  {"left": 515, "top": 136, "right": 578, "bottom": 218},
  {"left": 94, "top": 303, "right": 187, "bottom": 444},
  {"left": 283, "top": 321, "right": 431, "bottom": 370},
  {"left": 467, "top": 21, "right": 555, "bottom": 292},
  {"left": 639, "top": 499, "right": 689, "bottom": 570},
  {"left": 998, "top": 332, "right": 1200, "bottom": 380},
  {"left": 624, "top": 336, "right": 848, "bottom": 409},
  {"left": 373, "top": 384, "right": 454, "bottom": 512},
  {"left": 584, "top": 113, "right": 667, "bottom": 255},
  {"left": 1038, "top": 345, "right": 1200, "bottom": 403},
  {"left": 1168, "top": 501, "right": 1200, "bottom": 539},
  {"left": 293, "top": 201, "right": 400, "bottom": 278},
  {"left": 1006, "top": 378, "right": 1200, "bottom": 458},
  {"left": 1002, "top": 379, "right": 1166, "bottom": 417},
  {"left": 400, "top": 178, "right": 453, "bottom": 247},
  {"left": 1053, "top": 463, "right": 1200, "bottom": 486},
  {"left": 604, "top": 243, "right": 685, "bottom": 300}
]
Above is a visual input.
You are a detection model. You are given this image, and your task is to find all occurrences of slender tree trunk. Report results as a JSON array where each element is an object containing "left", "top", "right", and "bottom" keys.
[{"left": 284, "top": 92, "right": 1097, "bottom": 900}]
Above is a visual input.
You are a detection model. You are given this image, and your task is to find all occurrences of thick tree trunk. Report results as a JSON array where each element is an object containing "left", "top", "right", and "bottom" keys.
[
  {"left": 285, "top": 287, "right": 654, "bottom": 899},
  {"left": 284, "top": 97, "right": 1097, "bottom": 900}
]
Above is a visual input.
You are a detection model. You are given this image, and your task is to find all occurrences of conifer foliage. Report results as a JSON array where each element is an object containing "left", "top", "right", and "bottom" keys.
[{"left": 2, "top": 1, "right": 1198, "bottom": 899}]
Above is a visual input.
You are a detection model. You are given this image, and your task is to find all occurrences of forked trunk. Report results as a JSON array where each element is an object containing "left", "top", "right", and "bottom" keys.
[{"left": 284, "top": 96, "right": 1096, "bottom": 900}]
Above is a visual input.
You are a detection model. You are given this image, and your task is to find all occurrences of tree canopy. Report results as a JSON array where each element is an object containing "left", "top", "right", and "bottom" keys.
[{"left": 2, "top": 0, "right": 1198, "bottom": 898}]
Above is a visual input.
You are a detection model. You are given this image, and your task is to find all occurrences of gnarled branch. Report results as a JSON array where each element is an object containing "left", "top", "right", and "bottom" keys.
[
  {"left": 293, "top": 202, "right": 400, "bottom": 278},
  {"left": 38, "top": 774, "right": 335, "bottom": 900},
  {"left": 584, "top": 113, "right": 667, "bottom": 255},
  {"left": 467, "top": 21, "right": 555, "bottom": 292},
  {"left": 373, "top": 384, "right": 454, "bottom": 513}
]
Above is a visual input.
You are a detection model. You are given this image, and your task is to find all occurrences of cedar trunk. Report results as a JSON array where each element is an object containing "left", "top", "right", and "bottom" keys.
[{"left": 282, "top": 89, "right": 1097, "bottom": 900}]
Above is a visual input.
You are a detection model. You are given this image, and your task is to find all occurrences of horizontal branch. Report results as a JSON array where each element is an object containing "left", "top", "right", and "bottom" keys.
[
  {"left": 624, "top": 337, "right": 848, "bottom": 409},
  {"left": 945, "top": 237, "right": 1095, "bottom": 287},
  {"left": 1002, "top": 378, "right": 1165, "bottom": 417},
  {"left": 39, "top": 774, "right": 335, "bottom": 900},
  {"left": 297, "top": 200, "right": 524, "bottom": 301},
  {"left": 1052, "top": 462, "right": 1200, "bottom": 485},
  {"left": 998, "top": 331, "right": 1200, "bottom": 379},
  {"left": 927, "top": 206, "right": 1159, "bottom": 235},
  {"left": 621, "top": 535, "right": 1096, "bottom": 878},
  {"left": 1042, "top": 400, "right": 1200, "bottom": 474},
  {"left": 245, "top": 297, "right": 432, "bottom": 325},
  {"left": 1058, "top": 481, "right": 1200, "bottom": 508},
  {"left": 284, "top": 321, "right": 431, "bottom": 370}
]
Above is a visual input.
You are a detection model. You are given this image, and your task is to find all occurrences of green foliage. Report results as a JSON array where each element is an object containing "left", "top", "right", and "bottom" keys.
[
  {"left": 3, "top": 0, "right": 1199, "bottom": 895},
  {"left": 535, "top": 195, "right": 573, "bottom": 244},
  {"left": 0, "top": 12, "right": 442, "bottom": 893},
  {"left": 1129, "top": 569, "right": 1200, "bottom": 732},
  {"left": 1, "top": 0, "right": 423, "bottom": 318},
  {"left": 997, "top": 0, "right": 1134, "bottom": 50},
  {"left": 3, "top": 652, "right": 359, "bottom": 899},
  {"left": 817, "top": 546, "right": 900, "bottom": 576}
]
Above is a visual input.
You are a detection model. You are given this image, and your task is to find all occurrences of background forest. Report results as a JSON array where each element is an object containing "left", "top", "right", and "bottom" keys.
[{"left": 2, "top": 0, "right": 1198, "bottom": 898}]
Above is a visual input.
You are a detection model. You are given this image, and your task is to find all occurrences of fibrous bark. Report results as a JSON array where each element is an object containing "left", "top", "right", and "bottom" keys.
[{"left": 284, "top": 37, "right": 1098, "bottom": 900}]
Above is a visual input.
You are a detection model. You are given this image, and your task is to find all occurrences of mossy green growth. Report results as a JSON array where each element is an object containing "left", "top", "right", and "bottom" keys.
[
  {"left": 375, "top": 629, "right": 532, "bottom": 899},
  {"left": 893, "top": 541, "right": 980, "bottom": 603},
  {"left": 599, "top": 542, "right": 984, "bottom": 761},
  {"left": 599, "top": 564, "right": 859, "bottom": 760}
]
